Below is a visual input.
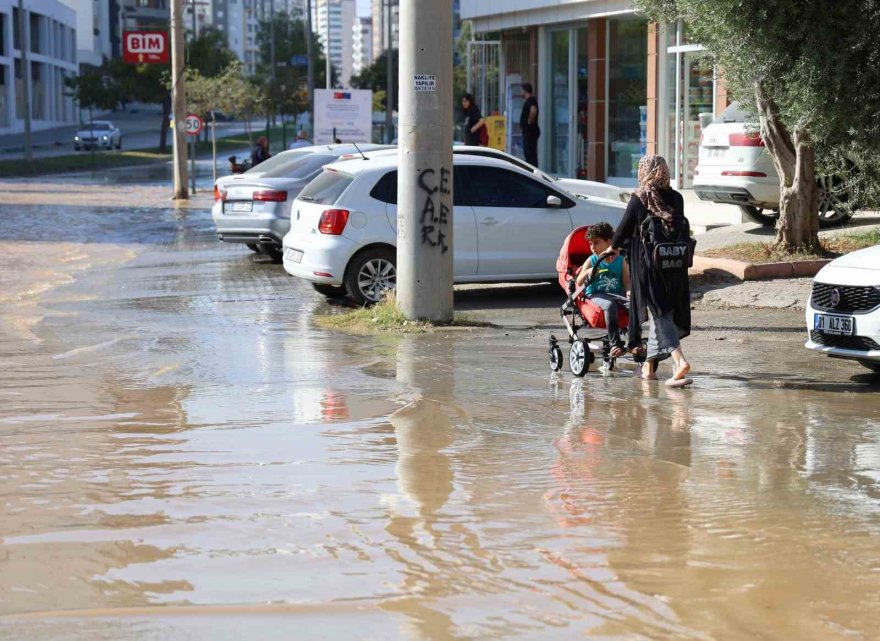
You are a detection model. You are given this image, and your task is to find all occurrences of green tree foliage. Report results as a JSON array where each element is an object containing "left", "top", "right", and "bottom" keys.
[
  {"left": 105, "top": 57, "right": 173, "bottom": 152},
  {"left": 350, "top": 49, "right": 398, "bottom": 111},
  {"left": 186, "top": 27, "right": 237, "bottom": 78},
  {"left": 634, "top": 0, "right": 880, "bottom": 250},
  {"left": 64, "top": 65, "right": 120, "bottom": 114},
  {"left": 255, "top": 12, "right": 331, "bottom": 118}
]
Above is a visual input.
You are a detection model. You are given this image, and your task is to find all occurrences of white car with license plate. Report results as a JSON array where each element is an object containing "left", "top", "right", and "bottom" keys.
[
  {"left": 282, "top": 154, "right": 626, "bottom": 304},
  {"left": 805, "top": 245, "right": 880, "bottom": 373},
  {"left": 694, "top": 102, "right": 854, "bottom": 228}
]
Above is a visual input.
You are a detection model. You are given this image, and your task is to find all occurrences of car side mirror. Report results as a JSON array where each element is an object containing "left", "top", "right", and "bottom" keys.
[{"left": 546, "top": 195, "right": 562, "bottom": 208}]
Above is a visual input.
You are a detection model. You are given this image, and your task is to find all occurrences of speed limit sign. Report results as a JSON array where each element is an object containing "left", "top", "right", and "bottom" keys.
[{"left": 184, "top": 113, "right": 203, "bottom": 136}]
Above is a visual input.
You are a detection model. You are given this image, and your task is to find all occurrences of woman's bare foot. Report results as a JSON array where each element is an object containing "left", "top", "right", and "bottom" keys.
[
  {"left": 638, "top": 360, "right": 658, "bottom": 380},
  {"left": 672, "top": 360, "right": 690, "bottom": 381}
]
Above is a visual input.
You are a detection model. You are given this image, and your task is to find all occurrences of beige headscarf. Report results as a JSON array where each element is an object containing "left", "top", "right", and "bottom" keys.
[{"left": 636, "top": 155, "right": 674, "bottom": 222}]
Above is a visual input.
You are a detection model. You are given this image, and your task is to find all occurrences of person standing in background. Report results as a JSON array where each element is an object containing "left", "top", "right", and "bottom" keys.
[
  {"left": 520, "top": 83, "right": 540, "bottom": 166},
  {"left": 461, "top": 93, "right": 486, "bottom": 146}
]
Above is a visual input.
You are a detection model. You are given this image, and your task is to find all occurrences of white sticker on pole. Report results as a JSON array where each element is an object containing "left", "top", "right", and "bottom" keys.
[{"left": 414, "top": 74, "right": 437, "bottom": 92}]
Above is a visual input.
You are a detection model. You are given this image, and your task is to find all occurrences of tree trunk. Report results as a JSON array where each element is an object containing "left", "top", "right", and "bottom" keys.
[
  {"left": 754, "top": 84, "right": 820, "bottom": 252},
  {"left": 210, "top": 109, "right": 217, "bottom": 184},
  {"left": 159, "top": 95, "right": 171, "bottom": 154}
]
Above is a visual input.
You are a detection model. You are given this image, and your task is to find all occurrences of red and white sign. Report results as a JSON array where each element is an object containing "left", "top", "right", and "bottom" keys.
[
  {"left": 184, "top": 114, "right": 203, "bottom": 136},
  {"left": 123, "top": 31, "right": 169, "bottom": 64}
]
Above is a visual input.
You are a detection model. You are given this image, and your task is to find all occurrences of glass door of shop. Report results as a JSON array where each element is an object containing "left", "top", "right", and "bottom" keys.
[
  {"left": 663, "top": 22, "right": 715, "bottom": 188},
  {"left": 546, "top": 26, "right": 588, "bottom": 177},
  {"left": 606, "top": 17, "right": 647, "bottom": 187}
]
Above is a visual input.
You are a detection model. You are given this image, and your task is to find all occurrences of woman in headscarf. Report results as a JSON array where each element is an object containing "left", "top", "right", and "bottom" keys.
[{"left": 601, "top": 155, "right": 692, "bottom": 386}]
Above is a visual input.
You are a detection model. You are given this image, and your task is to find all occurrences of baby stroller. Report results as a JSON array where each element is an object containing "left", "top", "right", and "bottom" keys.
[{"left": 548, "top": 226, "right": 636, "bottom": 376}]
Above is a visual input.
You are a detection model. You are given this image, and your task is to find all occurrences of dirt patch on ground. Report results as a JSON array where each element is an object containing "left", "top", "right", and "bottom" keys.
[{"left": 701, "top": 229, "right": 879, "bottom": 263}]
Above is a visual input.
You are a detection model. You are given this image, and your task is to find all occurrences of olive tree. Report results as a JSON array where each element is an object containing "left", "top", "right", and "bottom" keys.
[{"left": 635, "top": 0, "right": 880, "bottom": 251}]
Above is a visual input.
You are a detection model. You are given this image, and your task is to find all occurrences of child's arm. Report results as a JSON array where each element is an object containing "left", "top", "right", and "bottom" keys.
[
  {"left": 575, "top": 256, "right": 595, "bottom": 288},
  {"left": 622, "top": 260, "right": 631, "bottom": 296}
]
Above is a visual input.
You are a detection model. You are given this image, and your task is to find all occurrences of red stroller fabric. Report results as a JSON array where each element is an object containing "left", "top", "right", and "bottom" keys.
[{"left": 556, "top": 226, "right": 629, "bottom": 330}]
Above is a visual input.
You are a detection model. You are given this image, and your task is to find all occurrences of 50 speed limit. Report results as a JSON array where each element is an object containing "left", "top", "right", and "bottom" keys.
[{"left": 184, "top": 114, "right": 203, "bottom": 136}]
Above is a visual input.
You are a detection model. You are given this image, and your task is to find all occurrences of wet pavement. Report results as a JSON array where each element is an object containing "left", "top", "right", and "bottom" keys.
[{"left": 1, "top": 178, "right": 879, "bottom": 640}]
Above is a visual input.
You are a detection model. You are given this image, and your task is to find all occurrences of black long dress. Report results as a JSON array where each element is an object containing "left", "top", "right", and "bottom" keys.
[
  {"left": 463, "top": 107, "right": 483, "bottom": 146},
  {"left": 611, "top": 189, "right": 691, "bottom": 349}
]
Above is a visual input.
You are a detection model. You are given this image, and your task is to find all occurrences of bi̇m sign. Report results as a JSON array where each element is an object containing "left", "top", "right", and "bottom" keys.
[{"left": 123, "top": 31, "right": 169, "bottom": 65}]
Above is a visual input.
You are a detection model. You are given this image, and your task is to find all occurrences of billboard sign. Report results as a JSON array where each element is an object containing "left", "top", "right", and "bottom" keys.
[
  {"left": 123, "top": 31, "right": 169, "bottom": 64},
  {"left": 313, "top": 89, "right": 373, "bottom": 144}
]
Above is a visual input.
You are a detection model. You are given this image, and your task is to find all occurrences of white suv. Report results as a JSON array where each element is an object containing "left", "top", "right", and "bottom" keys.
[
  {"left": 805, "top": 245, "right": 880, "bottom": 373},
  {"left": 694, "top": 102, "right": 854, "bottom": 228},
  {"left": 282, "top": 154, "right": 626, "bottom": 304}
]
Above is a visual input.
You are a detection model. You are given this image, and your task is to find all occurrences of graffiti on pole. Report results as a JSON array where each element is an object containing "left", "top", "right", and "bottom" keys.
[{"left": 417, "top": 166, "right": 451, "bottom": 253}]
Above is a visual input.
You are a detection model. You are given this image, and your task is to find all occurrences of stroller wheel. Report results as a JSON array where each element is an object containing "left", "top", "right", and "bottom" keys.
[
  {"left": 549, "top": 344, "right": 563, "bottom": 372},
  {"left": 569, "top": 339, "right": 592, "bottom": 377}
]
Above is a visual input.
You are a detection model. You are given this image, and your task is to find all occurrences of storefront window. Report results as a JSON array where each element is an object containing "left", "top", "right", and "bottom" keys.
[
  {"left": 575, "top": 27, "right": 589, "bottom": 178},
  {"left": 549, "top": 30, "right": 570, "bottom": 175},
  {"left": 664, "top": 21, "right": 715, "bottom": 188},
  {"left": 607, "top": 18, "right": 647, "bottom": 186}
]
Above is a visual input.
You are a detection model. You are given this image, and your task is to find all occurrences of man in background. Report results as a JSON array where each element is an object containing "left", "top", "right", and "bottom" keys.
[
  {"left": 288, "top": 130, "right": 312, "bottom": 149},
  {"left": 520, "top": 83, "right": 540, "bottom": 167}
]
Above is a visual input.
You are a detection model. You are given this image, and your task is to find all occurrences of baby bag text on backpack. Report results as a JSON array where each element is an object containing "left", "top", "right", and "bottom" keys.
[{"left": 640, "top": 214, "right": 697, "bottom": 272}]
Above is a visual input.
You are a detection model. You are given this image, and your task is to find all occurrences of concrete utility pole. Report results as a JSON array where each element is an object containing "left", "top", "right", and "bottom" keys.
[
  {"left": 306, "top": 0, "right": 315, "bottom": 129},
  {"left": 384, "top": 0, "right": 393, "bottom": 143},
  {"left": 396, "top": 0, "right": 453, "bottom": 322},
  {"left": 17, "top": 0, "right": 33, "bottom": 164},
  {"left": 171, "top": 0, "right": 188, "bottom": 199}
]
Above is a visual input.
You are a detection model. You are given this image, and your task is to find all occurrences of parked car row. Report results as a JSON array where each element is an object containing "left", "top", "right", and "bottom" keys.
[{"left": 212, "top": 144, "right": 628, "bottom": 303}]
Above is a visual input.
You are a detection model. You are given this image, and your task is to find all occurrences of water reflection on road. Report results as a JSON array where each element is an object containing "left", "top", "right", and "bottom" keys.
[{"left": 0, "top": 186, "right": 879, "bottom": 639}]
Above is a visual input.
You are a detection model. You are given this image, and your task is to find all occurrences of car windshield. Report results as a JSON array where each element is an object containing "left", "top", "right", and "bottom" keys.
[
  {"left": 297, "top": 169, "right": 353, "bottom": 205},
  {"left": 243, "top": 149, "right": 311, "bottom": 174},
  {"left": 261, "top": 154, "right": 335, "bottom": 180},
  {"left": 83, "top": 122, "right": 111, "bottom": 130}
]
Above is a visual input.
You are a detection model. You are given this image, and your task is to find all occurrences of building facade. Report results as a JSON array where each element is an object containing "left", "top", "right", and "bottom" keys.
[
  {"left": 316, "top": 0, "right": 353, "bottom": 87},
  {"left": 461, "top": 0, "right": 727, "bottom": 188},
  {"left": 64, "top": 0, "right": 113, "bottom": 66},
  {"left": 0, "top": 0, "right": 78, "bottom": 134},
  {"left": 352, "top": 15, "right": 371, "bottom": 77},
  {"left": 369, "top": 0, "right": 396, "bottom": 63}
]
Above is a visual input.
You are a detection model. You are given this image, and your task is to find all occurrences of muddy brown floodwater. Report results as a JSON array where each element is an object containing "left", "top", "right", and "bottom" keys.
[{"left": 1, "top": 178, "right": 879, "bottom": 640}]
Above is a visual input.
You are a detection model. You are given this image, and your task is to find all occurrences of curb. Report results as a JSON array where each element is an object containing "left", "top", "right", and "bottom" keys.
[{"left": 692, "top": 255, "right": 831, "bottom": 280}]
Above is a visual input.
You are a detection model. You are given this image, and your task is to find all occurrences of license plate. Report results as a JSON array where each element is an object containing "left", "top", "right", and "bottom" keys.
[
  {"left": 814, "top": 313, "right": 854, "bottom": 336},
  {"left": 286, "top": 248, "right": 303, "bottom": 263},
  {"left": 228, "top": 201, "right": 253, "bottom": 213},
  {"left": 708, "top": 148, "right": 726, "bottom": 158}
]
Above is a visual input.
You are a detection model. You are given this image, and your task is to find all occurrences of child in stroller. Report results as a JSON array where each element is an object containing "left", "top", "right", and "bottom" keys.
[{"left": 549, "top": 223, "right": 632, "bottom": 377}]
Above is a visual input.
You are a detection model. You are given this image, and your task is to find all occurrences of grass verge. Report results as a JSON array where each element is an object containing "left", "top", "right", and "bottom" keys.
[
  {"left": 313, "top": 295, "right": 491, "bottom": 335},
  {"left": 701, "top": 230, "right": 880, "bottom": 263}
]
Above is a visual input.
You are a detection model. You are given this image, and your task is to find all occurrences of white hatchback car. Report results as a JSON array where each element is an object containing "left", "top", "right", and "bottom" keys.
[
  {"left": 694, "top": 102, "right": 854, "bottom": 228},
  {"left": 805, "top": 245, "right": 880, "bottom": 373},
  {"left": 282, "top": 154, "right": 626, "bottom": 304}
]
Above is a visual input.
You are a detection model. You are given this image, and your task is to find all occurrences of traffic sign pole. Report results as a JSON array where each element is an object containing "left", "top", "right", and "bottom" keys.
[{"left": 184, "top": 114, "right": 203, "bottom": 195}]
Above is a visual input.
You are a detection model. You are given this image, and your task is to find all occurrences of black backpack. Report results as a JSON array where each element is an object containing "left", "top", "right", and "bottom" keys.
[{"left": 640, "top": 213, "right": 697, "bottom": 271}]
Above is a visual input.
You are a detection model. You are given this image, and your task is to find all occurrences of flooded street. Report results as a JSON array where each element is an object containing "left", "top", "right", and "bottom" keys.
[{"left": 1, "top": 178, "right": 879, "bottom": 640}]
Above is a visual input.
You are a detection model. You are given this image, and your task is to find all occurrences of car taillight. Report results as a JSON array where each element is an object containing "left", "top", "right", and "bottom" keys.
[
  {"left": 253, "top": 190, "right": 288, "bottom": 202},
  {"left": 213, "top": 185, "right": 226, "bottom": 201},
  {"left": 318, "top": 209, "right": 350, "bottom": 235},
  {"left": 728, "top": 132, "right": 764, "bottom": 147}
]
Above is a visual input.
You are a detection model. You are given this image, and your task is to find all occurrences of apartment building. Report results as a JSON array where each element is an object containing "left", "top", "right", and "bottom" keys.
[
  {"left": 0, "top": 0, "right": 78, "bottom": 133},
  {"left": 316, "top": 0, "right": 353, "bottom": 87},
  {"left": 212, "top": 0, "right": 304, "bottom": 75},
  {"left": 351, "top": 15, "right": 370, "bottom": 76}
]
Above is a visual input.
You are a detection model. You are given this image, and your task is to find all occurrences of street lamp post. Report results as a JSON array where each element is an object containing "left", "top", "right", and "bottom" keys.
[{"left": 385, "top": 0, "right": 395, "bottom": 143}]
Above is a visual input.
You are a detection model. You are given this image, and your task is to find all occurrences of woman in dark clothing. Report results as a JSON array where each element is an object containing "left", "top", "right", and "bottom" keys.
[
  {"left": 601, "top": 155, "right": 692, "bottom": 386},
  {"left": 461, "top": 93, "right": 486, "bottom": 146},
  {"left": 250, "top": 136, "right": 271, "bottom": 167}
]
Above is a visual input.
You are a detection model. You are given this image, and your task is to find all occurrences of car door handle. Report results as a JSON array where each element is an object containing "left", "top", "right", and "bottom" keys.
[{"left": 480, "top": 217, "right": 498, "bottom": 225}]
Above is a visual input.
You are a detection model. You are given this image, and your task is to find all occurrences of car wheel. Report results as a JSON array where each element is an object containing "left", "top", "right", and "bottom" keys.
[
  {"left": 739, "top": 206, "right": 779, "bottom": 226},
  {"left": 344, "top": 247, "right": 396, "bottom": 305},
  {"left": 246, "top": 243, "right": 260, "bottom": 252},
  {"left": 312, "top": 283, "right": 348, "bottom": 298},
  {"left": 858, "top": 360, "right": 880, "bottom": 373},
  {"left": 258, "top": 245, "right": 283, "bottom": 263},
  {"left": 74, "top": 146, "right": 81, "bottom": 151},
  {"left": 816, "top": 175, "right": 855, "bottom": 228}
]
